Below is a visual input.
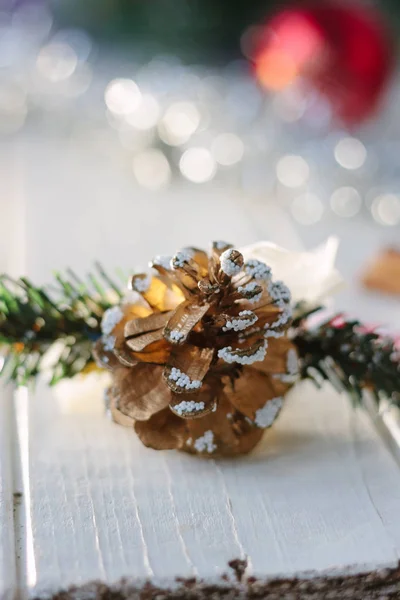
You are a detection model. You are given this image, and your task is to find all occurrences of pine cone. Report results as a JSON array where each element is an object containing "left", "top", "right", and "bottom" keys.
[{"left": 94, "top": 242, "right": 298, "bottom": 457}]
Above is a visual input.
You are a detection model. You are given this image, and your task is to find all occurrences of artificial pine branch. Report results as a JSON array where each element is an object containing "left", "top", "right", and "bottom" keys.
[
  {"left": 293, "top": 314, "right": 400, "bottom": 408},
  {"left": 1, "top": 267, "right": 399, "bottom": 408},
  {"left": 0, "top": 267, "right": 122, "bottom": 385}
]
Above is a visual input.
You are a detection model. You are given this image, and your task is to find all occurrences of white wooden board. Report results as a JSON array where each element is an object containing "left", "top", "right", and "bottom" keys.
[
  {"left": 3, "top": 133, "right": 400, "bottom": 597},
  {"left": 16, "top": 379, "right": 400, "bottom": 597},
  {"left": 0, "top": 143, "right": 25, "bottom": 600}
]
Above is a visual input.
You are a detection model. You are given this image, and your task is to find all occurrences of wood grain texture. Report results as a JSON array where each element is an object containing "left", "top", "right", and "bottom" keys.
[
  {"left": 0, "top": 384, "right": 16, "bottom": 600},
  {"left": 20, "top": 379, "right": 400, "bottom": 597},
  {"left": 0, "top": 142, "right": 25, "bottom": 600}
]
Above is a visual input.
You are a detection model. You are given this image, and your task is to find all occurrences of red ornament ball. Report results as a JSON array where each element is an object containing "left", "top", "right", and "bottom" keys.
[{"left": 250, "top": 1, "right": 394, "bottom": 126}]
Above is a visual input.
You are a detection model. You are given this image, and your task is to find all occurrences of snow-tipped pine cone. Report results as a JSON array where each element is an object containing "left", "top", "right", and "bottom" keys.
[{"left": 94, "top": 242, "right": 298, "bottom": 457}]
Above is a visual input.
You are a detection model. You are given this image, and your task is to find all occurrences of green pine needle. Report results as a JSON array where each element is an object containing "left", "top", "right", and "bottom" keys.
[
  {"left": 0, "top": 268, "right": 118, "bottom": 385},
  {"left": 293, "top": 315, "right": 400, "bottom": 408}
]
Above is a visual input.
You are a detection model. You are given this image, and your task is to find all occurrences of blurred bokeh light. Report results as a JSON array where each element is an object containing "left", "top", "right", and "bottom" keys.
[{"left": 0, "top": 0, "right": 399, "bottom": 244}]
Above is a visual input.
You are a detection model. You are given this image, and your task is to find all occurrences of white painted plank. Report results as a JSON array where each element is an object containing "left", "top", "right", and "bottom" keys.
[
  {"left": 219, "top": 385, "right": 400, "bottom": 579},
  {"left": 0, "top": 384, "right": 16, "bottom": 600},
  {"left": 12, "top": 132, "right": 400, "bottom": 597},
  {"left": 0, "top": 140, "right": 25, "bottom": 600},
  {"left": 19, "top": 378, "right": 400, "bottom": 597}
]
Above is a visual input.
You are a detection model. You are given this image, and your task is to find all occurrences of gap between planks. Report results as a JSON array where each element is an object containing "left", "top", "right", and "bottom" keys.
[{"left": 0, "top": 384, "right": 17, "bottom": 600}]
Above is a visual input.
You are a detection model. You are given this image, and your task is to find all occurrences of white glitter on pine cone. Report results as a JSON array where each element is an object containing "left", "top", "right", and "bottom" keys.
[
  {"left": 103, "top": 334, "right": 116, "bottom": 351},
  {"left": 214, "top": 240, "right": 230, "bottom": 249},
  {"left": 220, "top": 248, "right": 242, "bottom": 276},
  {"left": 237, "top": 281, "right": 262, "bottom": 304},
  {"left": 121, "top": 290, "right": 142, "bottom": 306},
  {"left": 152, "top": 255, "right": 173, "bottom": 270},
  {"left": 168, "top": 367, "right": 202, "bottom": 390},
  {"left": 171, "top": 251, "right": 192, "bottom": 269},
  {"left": 131, "top": 275, "right": 151, "bottom": 293},
  {"left": 173, "top": 400, "right": 206, "bottom": 416},
  {"left": 194, "top": 430, "right": 217, "bottom": 453},
  {"left": 168, "top": 329, "right": 185, "bottom": 343},
  {"left": 268, "top": 280, "right": 291, "bottom": 303},
  {"left": 244, "top": 259, "right": 271, "bottom": 281},
  {"left": 218, "top": 340, "right": 267, "bottom": 365},
  {"left": 269, "top": 304, "right": 293, "bottom": 328},
  {"left": 223, "top": 310, "right": 258, "bottom": 332},
  {"left": 101, "top": 306, "right": 124, "bottom": 335},
  {"left": 254, "top": 397, "right": 283, "bottom": 428},
  {"left": 264, "top": 329, "right": 284, "bottom": 339}
]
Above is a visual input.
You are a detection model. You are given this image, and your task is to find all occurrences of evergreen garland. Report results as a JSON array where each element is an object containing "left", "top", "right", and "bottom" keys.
[
  {"left": 0, "top": 271, "right": 399, "bottom": 410},
  {"left": 0, "top": 268, "right": 123, "bottom": 385},
  {"left": 293, "top": 314, "right": 400, "bottom": 407}
]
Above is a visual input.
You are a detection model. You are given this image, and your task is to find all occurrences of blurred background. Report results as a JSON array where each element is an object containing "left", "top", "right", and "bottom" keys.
[{"left": 1, "top": 0, "right": 400, "bottom": 324}]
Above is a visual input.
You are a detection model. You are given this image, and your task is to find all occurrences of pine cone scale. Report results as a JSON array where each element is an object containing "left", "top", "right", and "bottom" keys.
[
  {"left": 163, "top": 300, "right": 210, "bottom": 345},
  {"left": 130, "top": 274, "right": 183, "bottom": 312},
  {"left": 134, "top": 408, "right": 187, "bottom": 451},
  {"left": 164, "top": 344, "right": 215, "bottom": 394},
  {"left": 126, "top": 329, "right": 166, "bottom": 352},
  {"left": 252, "top": 337, "right": 293, "bottom": 374},
  {"left": 113, "top": 344, "right": 138, "bottom": 367},
  {"left": 111, "top": 364, "right": 171, "bottom": 421},
  {"left": 224, "top": 367, "right": 282, "bottom": 423},
  {"left": 124, "top": 311, "right": 174, "bottom": 339},
  {"left": 130, "top": 339, "right": 170, "bottom": 364},
  {"left": 169, "top": 383, "right": 218, "bottom": 419}
]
